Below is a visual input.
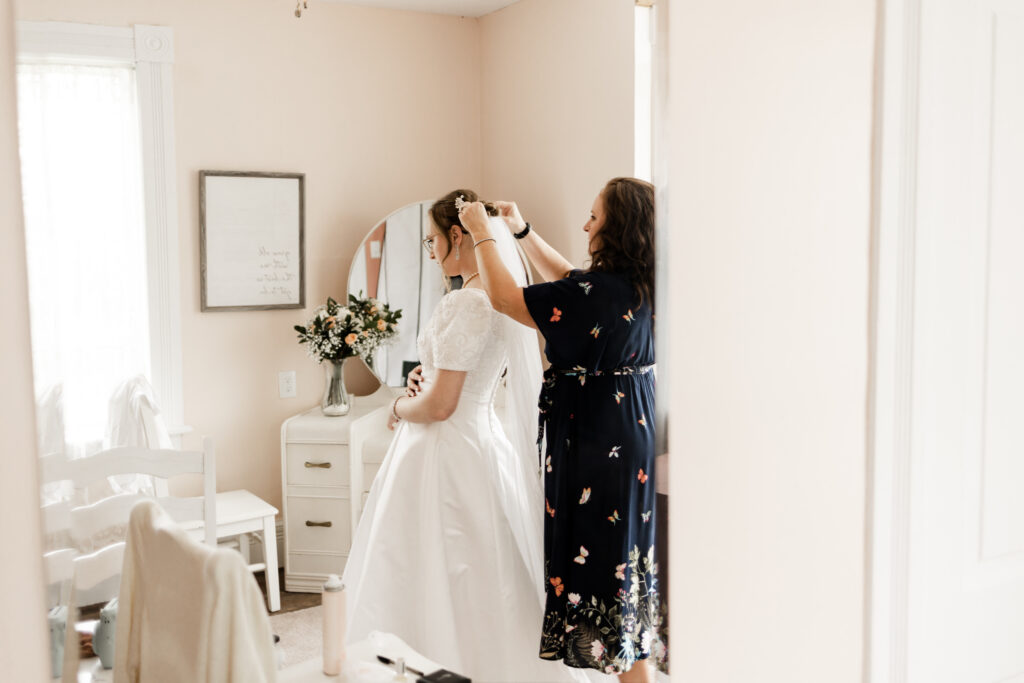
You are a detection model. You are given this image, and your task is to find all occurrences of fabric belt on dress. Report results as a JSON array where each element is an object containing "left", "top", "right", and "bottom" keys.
[
  {"left": 536, "top": 364, "right": 655, "bottom": 468},
  {"left": 552, "top": 364, "right": 655, "bottom": 380}
]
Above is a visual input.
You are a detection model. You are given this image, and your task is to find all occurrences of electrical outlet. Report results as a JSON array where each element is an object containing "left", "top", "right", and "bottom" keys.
[
  {"left": 370, "top": 240, "right": 382, "bottom": 259},
  {"left": 278, "top": 371, "right": 296, "bottom": 398}
]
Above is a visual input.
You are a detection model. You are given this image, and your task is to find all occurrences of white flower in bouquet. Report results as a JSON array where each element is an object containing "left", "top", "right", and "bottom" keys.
[{"left": 294, "top": 294, "right": 402, "bottom": 364}]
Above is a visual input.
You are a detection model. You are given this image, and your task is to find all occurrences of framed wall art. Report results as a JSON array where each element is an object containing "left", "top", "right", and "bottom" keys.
[{"left": 199, "top": 170, "right": 305, "bottom": 311}]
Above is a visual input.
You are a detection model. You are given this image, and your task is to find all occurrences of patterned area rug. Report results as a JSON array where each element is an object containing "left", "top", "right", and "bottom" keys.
[{"left": 270, "top": 605, "right": 322, "bottom": 668}]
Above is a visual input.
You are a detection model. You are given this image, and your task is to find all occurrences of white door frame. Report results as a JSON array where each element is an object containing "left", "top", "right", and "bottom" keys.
[{"left": 865, "top": 0, "right": 921, "bottom": 681}]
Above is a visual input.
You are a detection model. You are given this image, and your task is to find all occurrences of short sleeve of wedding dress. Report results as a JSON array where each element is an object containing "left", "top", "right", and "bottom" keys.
[{"left": 431, "top": 288, "right": 494, "bottom": 372}]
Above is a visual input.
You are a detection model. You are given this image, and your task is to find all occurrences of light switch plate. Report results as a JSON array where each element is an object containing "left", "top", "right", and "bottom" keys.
[
  {"left": 370, "top": 240, "right": 382, "bottom": 259},
  {"left": 278, "top": 371, "right": 296, "bottom": 398}
]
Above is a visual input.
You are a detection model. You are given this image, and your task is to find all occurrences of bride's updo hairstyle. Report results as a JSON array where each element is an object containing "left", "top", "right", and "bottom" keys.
[
  {"left": 588, "top": 177, "right": 655, "bottom": 310},
  {"left": 429, "top": 189, "right": 498, "bottom": 265}
]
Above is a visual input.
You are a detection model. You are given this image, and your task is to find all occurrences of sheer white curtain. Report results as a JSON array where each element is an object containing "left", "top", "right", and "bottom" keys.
[{"left": 17, "top": 63, "right": 152, "bottom": 461}]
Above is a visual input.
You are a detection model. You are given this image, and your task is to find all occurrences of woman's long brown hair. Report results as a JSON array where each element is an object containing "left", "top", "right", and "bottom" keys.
[{"left": 588, "top": 177, "right": 655, "bottom": 311}]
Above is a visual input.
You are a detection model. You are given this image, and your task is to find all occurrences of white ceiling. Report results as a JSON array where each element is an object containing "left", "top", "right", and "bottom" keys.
[{"left": 323, "top": 0, "right": 521, "bottom": 18}]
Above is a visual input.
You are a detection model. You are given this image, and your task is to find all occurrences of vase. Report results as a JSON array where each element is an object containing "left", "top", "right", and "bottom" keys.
[{"left": 321, "top": 358, "right": 350, "bottom": 417}]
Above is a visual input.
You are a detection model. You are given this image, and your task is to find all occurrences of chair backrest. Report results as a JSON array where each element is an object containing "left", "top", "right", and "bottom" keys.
[
  {"left": 41, "top": 500, "right": 74, "bottom": 607},
  {"left": 40, "top": 438, "right": 217, "bottom": 606}
]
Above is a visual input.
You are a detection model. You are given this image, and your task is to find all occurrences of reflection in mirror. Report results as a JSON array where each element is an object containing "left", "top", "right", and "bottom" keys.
[
  {"left": 349, "top": 198, "right": 533, "bottom": 388},
  {"left": 348, "top": 200, "right": 447, "bottom": 387}
]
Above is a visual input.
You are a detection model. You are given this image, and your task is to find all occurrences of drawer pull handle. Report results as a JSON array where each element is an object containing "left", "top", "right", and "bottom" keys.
[
  {"left": 304, "top": 461, "right": 332, "bottom": 469},
  {"left": 305, "top": 520, "right": 332, "bottom": 528}
]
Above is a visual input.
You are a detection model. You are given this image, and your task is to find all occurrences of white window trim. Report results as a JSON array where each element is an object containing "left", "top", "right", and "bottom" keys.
[{"left": 16, "top": 21, "right": 185, "bottom": 436}]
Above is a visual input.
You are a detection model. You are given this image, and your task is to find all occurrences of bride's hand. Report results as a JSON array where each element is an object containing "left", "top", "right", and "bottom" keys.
[
  {"left": 493, "top": 201, "right": 526, "bottom": 232},
  {"left": 458, "top": 201, "right": 491, "bottom": 239},
  {"left": 406, "top": 365, "right": 424, "bottom": 396}
]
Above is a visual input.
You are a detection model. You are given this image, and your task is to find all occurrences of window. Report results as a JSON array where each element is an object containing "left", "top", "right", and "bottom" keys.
[
  {"left": 16, "top": 22, "right": 183, "bottom": 454},
  {"left": 18, "top": 62, "right": 152, "bottom": 451}
]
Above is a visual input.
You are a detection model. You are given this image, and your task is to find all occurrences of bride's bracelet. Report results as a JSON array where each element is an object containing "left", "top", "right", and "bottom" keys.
[
  {"left": 473, "top": 237, "right": 496, "bottom": 248},
  {"left": 391, "top": 395, "right": 403, "bottom": 422}
]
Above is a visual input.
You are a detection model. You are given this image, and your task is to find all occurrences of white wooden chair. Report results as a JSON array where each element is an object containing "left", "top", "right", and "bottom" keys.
[
  {"left": 40, "top": 439, "right": 217, "bottom": 608},
  {"left": 139, "top": 404, "right": 281, "bottom": 612},
  {"left": 40, "top": 441, "right": 216, "bottom": 680}
]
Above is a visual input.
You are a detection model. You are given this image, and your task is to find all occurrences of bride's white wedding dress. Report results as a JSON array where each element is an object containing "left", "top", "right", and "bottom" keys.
[{"left": 342, "top": 283, "right": 583, "bottom": 683}]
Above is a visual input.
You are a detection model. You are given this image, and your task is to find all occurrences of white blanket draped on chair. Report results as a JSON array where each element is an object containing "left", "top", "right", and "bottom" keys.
[{"left": 114, "top": 500, "right": 276, "bottom": 683}]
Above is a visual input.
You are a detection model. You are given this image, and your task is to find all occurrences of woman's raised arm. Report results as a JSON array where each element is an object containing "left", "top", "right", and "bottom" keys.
[
  {"left": 492, "top": 201, "right": 574, "bottom": 283},
  {"left": 460, "top": 202, "right": 537, "bottom": 330}
]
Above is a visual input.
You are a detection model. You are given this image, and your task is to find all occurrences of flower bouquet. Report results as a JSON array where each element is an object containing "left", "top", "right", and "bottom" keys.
[{"left": 294, "top": 294, "right": 402, "bottom": 415}]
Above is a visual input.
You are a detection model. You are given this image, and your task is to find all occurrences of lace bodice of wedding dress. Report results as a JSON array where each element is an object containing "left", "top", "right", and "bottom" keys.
[{"left": 417, "top": 287, "right": 508, "bottom": 400}]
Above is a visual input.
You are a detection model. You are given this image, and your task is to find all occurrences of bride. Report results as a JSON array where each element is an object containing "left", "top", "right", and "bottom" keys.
[{"left": 342, "top": 190, "right": 587, "bottom": 682}]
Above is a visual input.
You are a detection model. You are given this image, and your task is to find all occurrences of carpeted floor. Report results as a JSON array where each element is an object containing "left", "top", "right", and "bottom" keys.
[
  {"left": 257, "top": 568, "right": 324, "bottom": 667},
  {"left": 270, "top": 605, "right": 322, "bottom": 667}
]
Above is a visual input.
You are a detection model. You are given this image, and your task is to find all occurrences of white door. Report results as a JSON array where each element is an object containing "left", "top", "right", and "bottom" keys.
[{"left": 903, "top": 0, "right": 1024, "bottom": 680}]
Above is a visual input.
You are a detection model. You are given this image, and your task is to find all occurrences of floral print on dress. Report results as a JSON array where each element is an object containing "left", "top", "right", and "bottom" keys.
[
  {"left": 524, "top": 269, "right": 667, "bottom": 674},
  {"left": 540, "top": 546, "right": 667, "bottom": 673}
]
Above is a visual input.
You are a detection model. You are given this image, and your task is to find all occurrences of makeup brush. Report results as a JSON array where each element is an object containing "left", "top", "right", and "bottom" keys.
[{"left": 376, "top": 655, "right": 472, "bottom": 683}]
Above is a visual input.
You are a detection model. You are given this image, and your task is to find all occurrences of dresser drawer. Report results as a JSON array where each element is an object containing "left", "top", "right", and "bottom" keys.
[
  {"left": 288, "top": 552, "right": 347, "bottom": 577},
  {"left": 286, "top": 443, "right": 349, "bottom": 487},
  {"left": 286, "top": 496, "right": 351, "bottom": 552}
]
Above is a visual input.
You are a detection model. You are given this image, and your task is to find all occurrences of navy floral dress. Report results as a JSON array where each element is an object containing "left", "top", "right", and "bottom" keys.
[{"left": 523, "top": 269, "right": 667, "bottom": 674}]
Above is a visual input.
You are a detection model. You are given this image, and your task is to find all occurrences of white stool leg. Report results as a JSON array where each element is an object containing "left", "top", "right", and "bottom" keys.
[
  {"left": 238, "top": 532, "right": 251, "bottom": 565},
  {"left": 262, "top": 515, "right": 281, "bottom": 612}
]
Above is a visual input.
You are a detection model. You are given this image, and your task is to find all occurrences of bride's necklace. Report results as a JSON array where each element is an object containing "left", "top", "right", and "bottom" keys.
[{"left": 462, "top": 271, "right": 480, "bottom": 287}]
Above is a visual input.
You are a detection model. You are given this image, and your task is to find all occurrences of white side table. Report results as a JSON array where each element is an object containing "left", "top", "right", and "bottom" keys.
[{"left": 280, "top": 387, "right": 393, "bottom": 593}]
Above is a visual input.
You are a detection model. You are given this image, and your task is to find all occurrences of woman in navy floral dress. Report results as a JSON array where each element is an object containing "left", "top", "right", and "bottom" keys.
[{"left": 460, "top": 178, "right": 666, "bottom": 681}]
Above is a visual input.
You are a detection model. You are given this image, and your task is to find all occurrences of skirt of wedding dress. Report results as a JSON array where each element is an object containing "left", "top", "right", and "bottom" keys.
[{"left": 342, "top": 394, "right": 601, "bottom": 683}]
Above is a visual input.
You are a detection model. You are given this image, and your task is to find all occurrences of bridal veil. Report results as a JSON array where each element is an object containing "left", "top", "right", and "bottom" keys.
[{"left": 487, "top": 215, "right": 547, "bottom": 607}]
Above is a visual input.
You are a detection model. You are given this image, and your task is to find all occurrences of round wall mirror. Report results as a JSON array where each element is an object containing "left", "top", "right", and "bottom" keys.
[
  {"left": 348, "top": 198, "right": 532, "bottom": 388},
  {"left": 348, "top": 200, "right": 445, "bottom": 388}
]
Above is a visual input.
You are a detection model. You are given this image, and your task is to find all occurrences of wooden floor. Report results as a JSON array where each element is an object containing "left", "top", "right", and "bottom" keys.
[{"left": 255, "top": 568, "right": 320, "bottom": 614}]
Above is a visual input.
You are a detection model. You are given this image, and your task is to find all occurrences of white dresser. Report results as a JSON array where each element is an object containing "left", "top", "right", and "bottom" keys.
[{"left": 279, "top": 387, "right": 394, "bottom": 593}]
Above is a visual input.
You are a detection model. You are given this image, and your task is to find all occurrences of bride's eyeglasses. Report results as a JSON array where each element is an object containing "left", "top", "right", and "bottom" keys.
[{"left": 422, "top": 228, "right": 470, "bottom": 255}]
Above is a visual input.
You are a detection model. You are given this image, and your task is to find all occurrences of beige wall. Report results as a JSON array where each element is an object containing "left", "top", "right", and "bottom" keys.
[
  {"left": 16, "top": 0, "right": 483, "bottom": 506},
  {"left": 0, "top": 0, "right": 49, "bottom": 677},
  {"left": 479, "top": 0, "right": 634, "bottom": 266},
  {"left": 665, "top": 1, "right": 873, "bottom": 681}
]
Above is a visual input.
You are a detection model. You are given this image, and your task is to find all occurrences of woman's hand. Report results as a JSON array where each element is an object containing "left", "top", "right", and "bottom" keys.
[
  {"left": 493, "top": 201, "right": 526, "bottom": 232},
  {"left": 406, "top": 365, "right": 424, "bottom": 397},
  {"left": 459, "top": 201, "right": 492, "bottom": 240},
  {"left": 387, "top": 412, "right": 401, "bottom": 431}
]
